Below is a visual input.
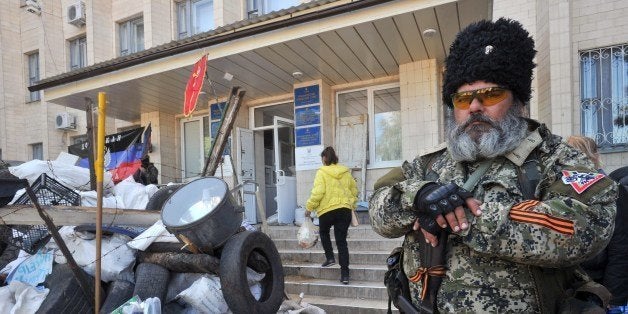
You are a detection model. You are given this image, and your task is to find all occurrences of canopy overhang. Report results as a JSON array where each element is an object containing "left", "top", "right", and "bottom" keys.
[{"left": 31, "top": 0, "right": 491, "bottom": 121}]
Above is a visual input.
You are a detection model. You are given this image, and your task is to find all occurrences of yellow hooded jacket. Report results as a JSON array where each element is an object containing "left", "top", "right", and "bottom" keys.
[{"left": 306, "top": 163, "right": 358, "bottom": 217}]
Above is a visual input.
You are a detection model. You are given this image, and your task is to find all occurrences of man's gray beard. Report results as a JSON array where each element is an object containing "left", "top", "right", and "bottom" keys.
[{"left": 446, "top": 105, "right": 529, "bottom": 162}]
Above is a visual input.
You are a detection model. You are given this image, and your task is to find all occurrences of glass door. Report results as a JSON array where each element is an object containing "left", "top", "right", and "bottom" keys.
[{"left": 273, "top": 116, "right": 296, "bottom": 224}]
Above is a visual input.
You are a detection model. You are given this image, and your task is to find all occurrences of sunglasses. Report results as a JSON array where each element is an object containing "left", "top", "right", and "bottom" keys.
[{"left": 450, "top": 86, "right": 510, "bottom": 109}]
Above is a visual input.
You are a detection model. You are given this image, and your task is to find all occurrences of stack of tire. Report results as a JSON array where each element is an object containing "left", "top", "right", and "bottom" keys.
[{"left": 99, "top": 185, "right": 285, "bottom": 314}]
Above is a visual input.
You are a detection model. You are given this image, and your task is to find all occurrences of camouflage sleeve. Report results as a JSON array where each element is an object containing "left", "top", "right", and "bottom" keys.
[
  {"left": 460, "top": 144, "right": 617, "bottom": 268},
  {"left": 369, "top": 158, "right": 435, "bottom": 239}
]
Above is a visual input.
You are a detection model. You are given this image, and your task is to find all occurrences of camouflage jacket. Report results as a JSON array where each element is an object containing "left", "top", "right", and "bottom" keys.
[{"left": 369, "top": 121, "right": 617, "bottom": 313}]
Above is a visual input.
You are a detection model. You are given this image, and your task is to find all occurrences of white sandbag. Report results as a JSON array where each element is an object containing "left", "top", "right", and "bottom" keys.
[
  {"left": 8, "top": 281, "right": 49, "bottom": 314},
  {"left": 79, "top": 190, "right": 120, "bottom": 208},
  {"left": 0, "top": 284, "right": 16, "bottom": 310},
  {"left": 52, "top": 226, "right": 136, "bottom": 282},
  {"left": 176, "top": 276, "right": 230, "bottom": 314},
  {"left": 9, "top": 159, "right": 114, "bottom": 192},
  {"left": 113, "top": 177, "right": 158, "bottom": 209}
]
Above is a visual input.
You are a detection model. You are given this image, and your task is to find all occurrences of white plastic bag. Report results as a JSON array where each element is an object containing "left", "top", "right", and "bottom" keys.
[{"left": 297, "top": 217, "right": 318, "bottom": 249}]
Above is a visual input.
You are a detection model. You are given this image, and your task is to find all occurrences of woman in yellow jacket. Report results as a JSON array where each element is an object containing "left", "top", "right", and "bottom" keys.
[{"left": 305, "top": 147, "right": 358, "bottom": 284}]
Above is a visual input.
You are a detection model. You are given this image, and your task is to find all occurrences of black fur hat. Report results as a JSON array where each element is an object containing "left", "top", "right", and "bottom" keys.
[{"left": 442, "top": 18, "right": 536, "bottom": 108}]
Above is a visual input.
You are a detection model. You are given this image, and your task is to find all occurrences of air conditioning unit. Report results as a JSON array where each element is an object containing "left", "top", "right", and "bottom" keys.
[
  {"left": 55, "top": 113, "right": 76, "bottom": 130},
  {"left": 67, "top": 2, "right": 86, "bottom": 26},
  {"left": 25, "top": 0, "right": 41, "bottom": 15}
]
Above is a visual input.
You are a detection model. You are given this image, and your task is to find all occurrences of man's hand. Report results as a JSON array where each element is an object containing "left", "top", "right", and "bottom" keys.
[
  {"left": 413, "top": 182, "right": 482, "bottom": 246},
  {"left": 304, "top": 210, "right": 311, "bottom": 218}
]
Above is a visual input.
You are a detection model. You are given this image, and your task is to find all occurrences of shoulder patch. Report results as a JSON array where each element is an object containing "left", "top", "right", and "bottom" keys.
[
  {"left": 561, "top": 170, "right": 605, "bottom": 194},
  {"left": 419, "top": 142, "right": 447, "bottom": 157}
]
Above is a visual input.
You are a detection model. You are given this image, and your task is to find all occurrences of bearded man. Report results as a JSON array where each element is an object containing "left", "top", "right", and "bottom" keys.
[{"left": 369, "top": 18, "right": 617, "bottom": 313}]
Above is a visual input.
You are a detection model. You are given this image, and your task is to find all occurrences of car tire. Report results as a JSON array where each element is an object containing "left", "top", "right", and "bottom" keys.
[
  {"left": 219, "top": 231, "right": 284, "bottom": 314},
  {"left": 133, "top": 262, "right": 170, "bottom": 301},
  {"left": 36, "top": 263, "right": 96, "bottom": 314},
  {"left": 145, "top": 185, "right": 181, "bottom": 211},
  {"left": 100, "top": 280, "right": 135, "bottom": 314}
]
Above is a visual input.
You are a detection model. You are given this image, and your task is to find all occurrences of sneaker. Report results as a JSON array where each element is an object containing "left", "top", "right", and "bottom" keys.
[
  {"left": 321, "top": 259, "right": 335, "bottom": 267},
  {"left": 341, "top": 269, "right": 350, "bottom": 284},
  {"left": 340, "top": 275, "right": 349, "bottom": 285}
]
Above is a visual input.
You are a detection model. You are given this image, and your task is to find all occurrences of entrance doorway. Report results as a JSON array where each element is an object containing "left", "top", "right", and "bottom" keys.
[{"left": 250, "top": 102, "right": 296, "bottom": 223}]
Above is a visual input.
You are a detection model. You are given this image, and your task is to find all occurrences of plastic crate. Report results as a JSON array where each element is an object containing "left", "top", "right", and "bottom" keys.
[
  {"left": 14, "top": 173, "right": 80, "bottom": 206},
  {"left": 0, "top": 174, "right": 79, "bottom": 254}
]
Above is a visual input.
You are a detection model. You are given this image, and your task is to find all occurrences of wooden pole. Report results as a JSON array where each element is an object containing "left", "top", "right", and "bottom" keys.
[
  {"left": 85, "top": 98, "right": 96, "bottom": 191},
  {"left": 94, "top": 92, "right": 106, "bottom": 313},
  {"left": 202, "top": 87, "right": 245, "bottom": 177}
]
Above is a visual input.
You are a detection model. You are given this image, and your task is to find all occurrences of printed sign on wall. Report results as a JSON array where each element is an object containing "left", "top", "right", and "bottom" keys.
[
  {"left": 294, "top": 84, "right": 322, "bottom": 170},
  {"left": 294, "top": 85, "right": 320, "bottom": 107},
  {"left": 295, "top": 106, "right": 321, "bottom": 127}
]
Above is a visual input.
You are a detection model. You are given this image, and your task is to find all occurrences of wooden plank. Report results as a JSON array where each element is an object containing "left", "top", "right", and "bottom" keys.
[
  {"left": 393, "top": 12, "right": 429, "bottom": 62},
  {"left": 335, "top": 27, "right": 388, "bottom": 78},
  {"left": 336, "top": 114, "right": 367, "bottom": 169},
  {"left": 354, "top": 23, "right": 399, "bottom": 75},
  {"left": 0, "top": 205, "right": 161, "bottom": 226},
  {"left": 298, "top": 36, "right": 360, "bottom": 82},
  {"left": 414, "top": 8, "right": 446, "bottom": 61},
  {"left": 373, "top": 18, "right": 413, "bottom": 65},
  {"left": 434, "top": 1, "right": 461, "bottom": 55},
  {"left": 318, "top": 31, "right": 375, "bottom": 81}
]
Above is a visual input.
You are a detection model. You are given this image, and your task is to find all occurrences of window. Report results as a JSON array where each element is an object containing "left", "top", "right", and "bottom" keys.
[
  {"left": 247, "top": 0, "right": 301, "bottom": 18},
  {"left": 337, "top": 84, "right": 401, "bottom": 167},
  {"left": 180, "top": 102, "right": 233, "bottom": 180},
  {"left": 69, "top": 37, "right": 87, "bottom": 70},
  {"left": 31, "top": 143, "right": 43, "bottom": 160},
  {"left": 27, "top": 52, "right": 40, "bottom": 102},
  {"left": 580, "top": 44, "right": 628, "bottom": 150},
  {"left": 177, "top": 0, "right": 213, "bottom": 39},
  {"left": 119, "top": 17, "right": 144, "bottom": 56}
]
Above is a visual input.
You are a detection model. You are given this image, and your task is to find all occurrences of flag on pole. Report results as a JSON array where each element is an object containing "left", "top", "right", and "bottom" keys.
[
  {"left": 69, "top": 127, "right": 147, "bottom": 183},
  {"left": 184, "top": 55, "right": 208, "bottom": 117}
]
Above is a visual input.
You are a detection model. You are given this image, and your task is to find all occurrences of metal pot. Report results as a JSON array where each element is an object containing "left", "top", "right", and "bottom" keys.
[{"left": 161, "top": 177, "right": 244, "bottom": 253}]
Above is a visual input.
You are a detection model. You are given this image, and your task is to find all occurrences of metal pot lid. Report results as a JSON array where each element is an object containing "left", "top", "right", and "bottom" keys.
[{"left": 161, "top": 177, "right": 228, "bottom": 227}]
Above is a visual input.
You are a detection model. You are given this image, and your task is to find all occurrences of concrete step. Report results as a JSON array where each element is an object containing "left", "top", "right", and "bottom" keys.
[
  {"left": 287, "top": 294, "right": 398, "bottom": 314},
  {"left": 273, "top": 237, "right": 401, "bottom": 251},
  {"left": 280, "top": 249, "right": 390, "bottom": 265},
  {"left": 265, "top": 225, "right": 391, "bottom": 240},
  {"left": 283, "top": 262, "right": 387, "bottom": 282},
  {"left": 285, "top": 275, "right": 388, "bottom": 300}
]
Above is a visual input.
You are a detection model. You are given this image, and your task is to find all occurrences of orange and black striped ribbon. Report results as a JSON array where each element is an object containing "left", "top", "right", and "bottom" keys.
[
  {"left": 509, "top": 201, "right": 575, "bottom": 235},
  {"left": 409, "top": 265, "right": 447, "bottom": 300}
]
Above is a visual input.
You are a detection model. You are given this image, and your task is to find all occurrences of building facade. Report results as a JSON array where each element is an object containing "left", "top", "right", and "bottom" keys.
[{"left": 1, "top": 0, "right": 627, "bottom": 222}]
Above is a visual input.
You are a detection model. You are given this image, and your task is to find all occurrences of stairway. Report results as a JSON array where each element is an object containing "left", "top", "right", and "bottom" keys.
[{"left": 267, "top": 211, "right": 403, "bottom": 313}]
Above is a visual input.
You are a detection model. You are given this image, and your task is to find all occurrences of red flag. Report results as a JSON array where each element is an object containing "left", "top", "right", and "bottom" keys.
[{"left": 184, "top": 55, "right": 207, "bottom": 117}]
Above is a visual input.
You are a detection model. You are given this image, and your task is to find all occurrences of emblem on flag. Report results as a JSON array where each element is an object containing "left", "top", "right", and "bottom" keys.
[
  {"left": 561, "top": 170, "right": 605, "bottom": 194},
  {"left": 184, "top": 55, "right": 208, "bottom": 117}
]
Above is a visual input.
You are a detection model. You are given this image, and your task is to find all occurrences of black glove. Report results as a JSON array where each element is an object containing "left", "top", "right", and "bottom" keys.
[{"left": 413, "top": 182, "right": 473, "bottom": 232}]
